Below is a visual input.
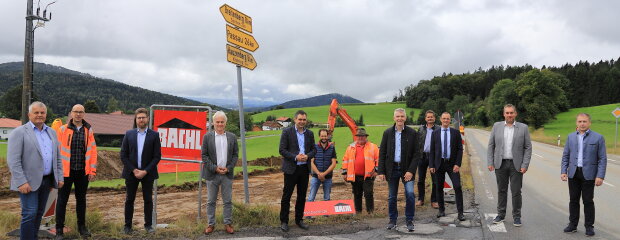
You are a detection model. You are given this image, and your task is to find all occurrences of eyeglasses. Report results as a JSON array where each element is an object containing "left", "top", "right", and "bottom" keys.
[
  {"left": 71, "top": 111, "right": 85, "bottom": 114},
  {"left": 136, "top": 117, "right": 148, "bottom": 120}
]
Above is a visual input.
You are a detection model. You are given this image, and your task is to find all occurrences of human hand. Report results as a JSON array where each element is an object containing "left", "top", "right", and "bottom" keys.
[
  {"left": 561, "top": 174, "right": 568, "bottom": 181},
  {"left": 488, "top": 166, "right": 494, "bottom": 172},
  {"left": 520, "top": 168, "right": 527, "bottom": 174},
  {"left": 88, "top": 174, "right": 96, "bottom": 182},
  {"left": 58, "top": 181, "right": 64, "bottom": 189},
  {"left": 18, "top": 183, "right": 32, "bottom": 194},
  {"left": 404, "top": 172, "right": 413, "bottom": 182},
  {"left": 453, "top": 166, "right": 460, "bottom": 173},
  {"left": 430, "top": 168, "right": 436, "bottom": 174},
  {"left": 595, "top": 178, "right": 604, "bottom": 186}
]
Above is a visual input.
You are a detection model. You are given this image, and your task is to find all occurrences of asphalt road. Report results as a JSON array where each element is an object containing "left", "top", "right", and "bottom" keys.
[{"left": 465, "top": 128, "right": 620, "bottom": 240}]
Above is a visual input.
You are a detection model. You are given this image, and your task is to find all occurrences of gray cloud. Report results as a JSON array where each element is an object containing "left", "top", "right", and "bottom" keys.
[{"left": 1, "top": 0, "right": 619, "bottom": 103}]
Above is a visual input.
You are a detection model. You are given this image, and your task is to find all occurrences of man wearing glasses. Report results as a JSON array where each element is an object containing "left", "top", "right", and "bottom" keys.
[{"left": 55, "top": 104, "right": 98, "bottom": 239}]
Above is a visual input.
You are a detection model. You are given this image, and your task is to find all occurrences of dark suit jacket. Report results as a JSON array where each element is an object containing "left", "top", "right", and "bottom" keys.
[
  {"left": 561, "top": 130, "right": 607, "bottom": 180},
  {"left": 201, "top": 131, "right": 239, "bottom": 180},
  {"left": 120, "top": 128, "right": 162, "bottom": 180},
  {"left": 429, "top": 127, "right": 463, "bottom": 169},
  {"left": 378, "top": 125, "right": 420, "bottom": 180},
  {"left": 279, "top": 126, "right": 316, "bottom": 175}
]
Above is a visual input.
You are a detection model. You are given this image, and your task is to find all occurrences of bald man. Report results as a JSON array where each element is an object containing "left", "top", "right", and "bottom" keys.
[{"left": 55, "top": 104, "right": 98, "bottom": 239}]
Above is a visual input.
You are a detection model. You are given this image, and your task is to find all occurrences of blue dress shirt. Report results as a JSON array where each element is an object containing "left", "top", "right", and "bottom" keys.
[
  {"left": 394, "top": 128, "right": 402, "bottom": 163},
  {"left": 296, "top": 128, "right": 307, "bottom": 165},
  {"left": 30, "top": 121, "right": 53, "bottom": 175},
  {"left": 137, "top": 128, "right": 147, "bottom": 169},
  {"left": 441, "top": 127, "right": 451, "bottom": 159}
]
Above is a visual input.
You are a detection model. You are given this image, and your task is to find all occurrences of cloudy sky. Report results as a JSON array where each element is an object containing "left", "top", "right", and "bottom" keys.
[{"left": 1, "top": 0, "right": 619, "bottom": 104}]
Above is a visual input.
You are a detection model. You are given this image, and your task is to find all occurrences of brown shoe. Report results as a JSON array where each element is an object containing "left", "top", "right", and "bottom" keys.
[
  {"left": 415, "top": 200, "right": 424, "bottom": 206},
  {"left": 204, "top": 225, "right": 214, "bottom": 234},
  {"left": 431, "top": 202, "right": 439, "bottom": 209},
  {"left": 225, "top": 224, "right": 234, "bottom": 234}
]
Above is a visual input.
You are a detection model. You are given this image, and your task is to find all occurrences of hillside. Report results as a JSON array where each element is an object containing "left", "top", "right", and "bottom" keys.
[
  {"left": 0, "top": 62, "right": 212, "bottom": 115},
  {"left": 537, "top": 103, "right": 620, "bottom": 150},
  {"left": 255, "top": 93, "right": 363, "bottom": 112},
  {"left": 253, "top": 102, "right": 421, "bottom": 125}
]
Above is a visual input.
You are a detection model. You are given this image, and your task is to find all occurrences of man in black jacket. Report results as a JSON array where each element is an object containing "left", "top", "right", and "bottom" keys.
[
  {"left": 279, "top": 110, "right": 316, "bottom": 232},
  {"left": 377, "top": 108, "right": 420, "bottom": 232},
  {"left": 416, "top": 110, "right": 440, "bottom": 209},
  {"left": 429, "top": 112, "right": 465, "bottom": 221}
]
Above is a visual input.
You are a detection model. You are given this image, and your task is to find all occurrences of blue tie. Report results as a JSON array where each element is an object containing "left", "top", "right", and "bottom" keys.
[{"left": 443, "top": 129, "right": 448, "bottom": 159}]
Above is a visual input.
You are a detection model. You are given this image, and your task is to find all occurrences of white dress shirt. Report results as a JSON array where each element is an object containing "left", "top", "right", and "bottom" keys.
[
  {"left": 502, "top": 121, "right": 515, "bottom": 160},
  {"left": 215, "top": 132, "right": 228, "bottom": 168}
]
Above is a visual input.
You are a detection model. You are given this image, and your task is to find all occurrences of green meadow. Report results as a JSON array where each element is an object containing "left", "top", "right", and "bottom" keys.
[
  {"left": 537, "top": 103, "right": 620, "bottom": 152},
  {"left": 252, "top": 102, "right": 420, "bottom": 125}
]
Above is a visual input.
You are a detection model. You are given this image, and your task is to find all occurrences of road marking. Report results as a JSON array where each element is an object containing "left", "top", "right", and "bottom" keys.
[
  {"left": 603, "top": 182, "right": 615, "bottom": 187},
  {"left": 485, "top": 213, "right": 507, "bottom": 232},
  {"left": 608, "top": 158, "right": 617, "bottom": 162},
  {"left": 533, "top": 153, "right": 544, "bottom": 158}
]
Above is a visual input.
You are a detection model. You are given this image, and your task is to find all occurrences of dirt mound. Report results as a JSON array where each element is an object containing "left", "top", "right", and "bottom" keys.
[
  {"left": 239, "top": 156, "right": 283, "bottom": 167},
  {"left": 96, "top": 150, "right": 123, "bottom": 180}
]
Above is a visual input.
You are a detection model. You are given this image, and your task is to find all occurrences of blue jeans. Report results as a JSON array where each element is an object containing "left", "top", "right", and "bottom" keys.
[
  {"left": 19, "top": 175, "right": 52, "bottom": 239},
  {"left": 388, "top": 166, "right": 415, "bottom": 221},
  {"left": 307, "top": 176, "right": 333, "bottom": 202}
]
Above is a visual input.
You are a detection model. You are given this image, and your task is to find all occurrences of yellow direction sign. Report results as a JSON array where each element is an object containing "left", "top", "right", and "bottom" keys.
[
  {"left": 226, "top": 25, "right": 259, "bottom": 52},
  {"left": 220, "top": 4, "right": 252, "bottom": 33},
  {"left": 613, "top": 107, "right": 620, "bottom": 118},
  {"left": 226, "top": 44, "right": 257, "bottom": 70}
]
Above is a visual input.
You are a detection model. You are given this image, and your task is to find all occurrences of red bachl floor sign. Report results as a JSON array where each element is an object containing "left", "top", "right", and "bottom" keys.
[
  {"left": 153, "top": 110, "right": 208, "bottom": 173},
  {"left": 304, "top": 199, "right": 356, "bottom": 217}
]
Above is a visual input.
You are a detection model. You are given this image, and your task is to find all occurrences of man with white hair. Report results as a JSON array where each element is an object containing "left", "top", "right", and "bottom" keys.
[
  {"left": 202, "top": 111, "right": 239, "bottom": 235},
  {"left": 7, "top": 101, "right": 64, "bottom": 239}
]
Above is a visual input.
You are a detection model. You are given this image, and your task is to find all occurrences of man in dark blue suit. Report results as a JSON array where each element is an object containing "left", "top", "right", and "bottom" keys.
[
  {"left": 429, "top": 112, "right": 465, "bottom": 221},
  {"left": 120, "top": 108, "right": 161, "bottom": 234},
  {"left": 561, "top": 113, "right": 607, "bottom": 237},
  {"left": 279, "top": 110, "right": 316, "bottom": 232}
]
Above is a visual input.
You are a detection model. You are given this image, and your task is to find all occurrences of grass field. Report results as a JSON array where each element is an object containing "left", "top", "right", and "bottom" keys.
[
  {"left": 533, "top": 103, "right": 620, "bottom": 153},
  {"left": 252, "top": 102, "right": 420, "bottom": 125},
  {"left": 0, "top": 144, "right": 6, "bottom": 159}
]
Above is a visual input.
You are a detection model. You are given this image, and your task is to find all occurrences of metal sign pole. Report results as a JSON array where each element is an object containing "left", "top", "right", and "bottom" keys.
[
  {"left": 615, "top": 118, "right": 618, "bottom": 154},
  {"left": 237, "top": 65, "right": 250, "bottom": 204}
]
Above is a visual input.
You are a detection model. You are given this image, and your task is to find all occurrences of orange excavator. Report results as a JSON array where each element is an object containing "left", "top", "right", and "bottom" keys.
[{"left": 327, "top": 99, "right": 358, "bottom": 141}]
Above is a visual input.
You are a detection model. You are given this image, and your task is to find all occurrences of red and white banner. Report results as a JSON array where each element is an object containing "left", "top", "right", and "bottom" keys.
[
  {"left": 153, "top": 110, "right": 208, "bottom": 173},
  {"left": 303, "top": 199, "right": 356, "bottom": 217}
]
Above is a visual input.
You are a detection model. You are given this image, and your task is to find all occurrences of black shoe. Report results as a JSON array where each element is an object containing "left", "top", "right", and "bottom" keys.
[
  {"left": 145, "top": 226, "right": 155, "bottom": 234},
  {"left": 585, "top": 226, "right": 595, "bottom": 237},
  {"left": 492, "top": 215, "right": 505, "bottom": 224},
  {"left": 54, "top": 229, "right": 64, "bottom": 240},
  {"left": 458, "top": 213, "right": 466, "bottom": 221},
  {"left": 296, "top": 220, "right": 309, "bottom": 230},
  {"left": 513, "top": 218, "right": 522, "bottom": 227},
  {"left": 78, "top": 225, "right": 91, "bottom": 237},
  {"left": 563, "top": 224, "right": 577, "bottom": 233},
  {"left": 386, "top": 219, "right": 397, "bottom": 230},
  {"left": 123, "top": 226, "right": 133, "bottom": 235},
  {"left": 436, "top": 211, "right": 446, "bottom": 218},
  {"left": 280, "top": 223, "right": 289, "bottom": 232},
  {"left": 406, "top": 220, "right": 415, "bottom": 232}
]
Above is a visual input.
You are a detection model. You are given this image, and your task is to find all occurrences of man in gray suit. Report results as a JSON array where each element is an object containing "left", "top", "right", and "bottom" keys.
[
  {"left": 561, "top": 113, "right": 606, "bottom": 237},
  {"left": 7, "top": 101, "right": 64, "bottom": 239},
  {"left": 487, "top": 104, "right": 532, "bottom": 227},
  {"left": 201, "top": 111, "right": 238, "bottom": 235}
]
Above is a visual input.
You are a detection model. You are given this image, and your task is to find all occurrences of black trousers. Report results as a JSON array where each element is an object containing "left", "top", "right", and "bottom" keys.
[
  {"left": 351, "top": 176, "right": 375, "bottom": 213},
  {"left": 417, "top": 153, "right": 437, "bottom": 203},
  {"left": 435, "top": 161, "right": 463, "bottom": 213},
  {"left": 124, "top": 177, "right": 154, "bottom": 228},
  {"left": 568, "top": 167, "right": 595, "bottom": 227},
  {"left": 280, "top": 165, "right": 309, "bottom": 224},
  {"left": 56, "top": 169, "right": 89, "bottom": 229}
]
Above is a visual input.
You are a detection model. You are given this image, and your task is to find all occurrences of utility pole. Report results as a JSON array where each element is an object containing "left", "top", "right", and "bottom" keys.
[{"left": 21, "top": 0, "right": 53, "bottom": 123}]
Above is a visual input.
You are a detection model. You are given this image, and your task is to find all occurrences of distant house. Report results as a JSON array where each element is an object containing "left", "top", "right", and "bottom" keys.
[
  {"left": 0, "top": 118, "right": 21, "bottom": 140},
  {"left": 276, "top": 117, "right": 292, "bottom": 127},
  {"left": 262, "top": 121, "right": 283, "bottom": 131},
  {"left": 67, "top": 112, "right": 135, "bottom": 146}
]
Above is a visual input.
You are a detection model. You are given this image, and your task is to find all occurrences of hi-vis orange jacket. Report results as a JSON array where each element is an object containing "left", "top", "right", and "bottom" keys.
[
  {"left": 56, "top": 119, "right": 97, "bottom": 177},
  {"left": 341, "top": 142, "right": 379, "bottom": 182}
]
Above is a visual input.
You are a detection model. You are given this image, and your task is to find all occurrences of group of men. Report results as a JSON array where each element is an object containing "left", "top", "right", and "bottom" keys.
[
  {"left": 7, "top": 102, "right": 608, "bottom": 238},
  {"left": 7, "top": 102, "right": 161, "bottom": 239}
]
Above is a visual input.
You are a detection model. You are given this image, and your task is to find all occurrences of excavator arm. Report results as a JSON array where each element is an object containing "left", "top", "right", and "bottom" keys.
[{"left": 327, "top": 99, "right": 358, "bottom": 141}]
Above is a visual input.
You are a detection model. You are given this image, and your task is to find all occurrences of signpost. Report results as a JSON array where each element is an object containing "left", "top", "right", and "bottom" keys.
[
  {"left": 221, "top": 4, "right": 259, "bottom": 204},
  {"left": 612, "top": 107, "right": 620, "bottom": 153}
]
